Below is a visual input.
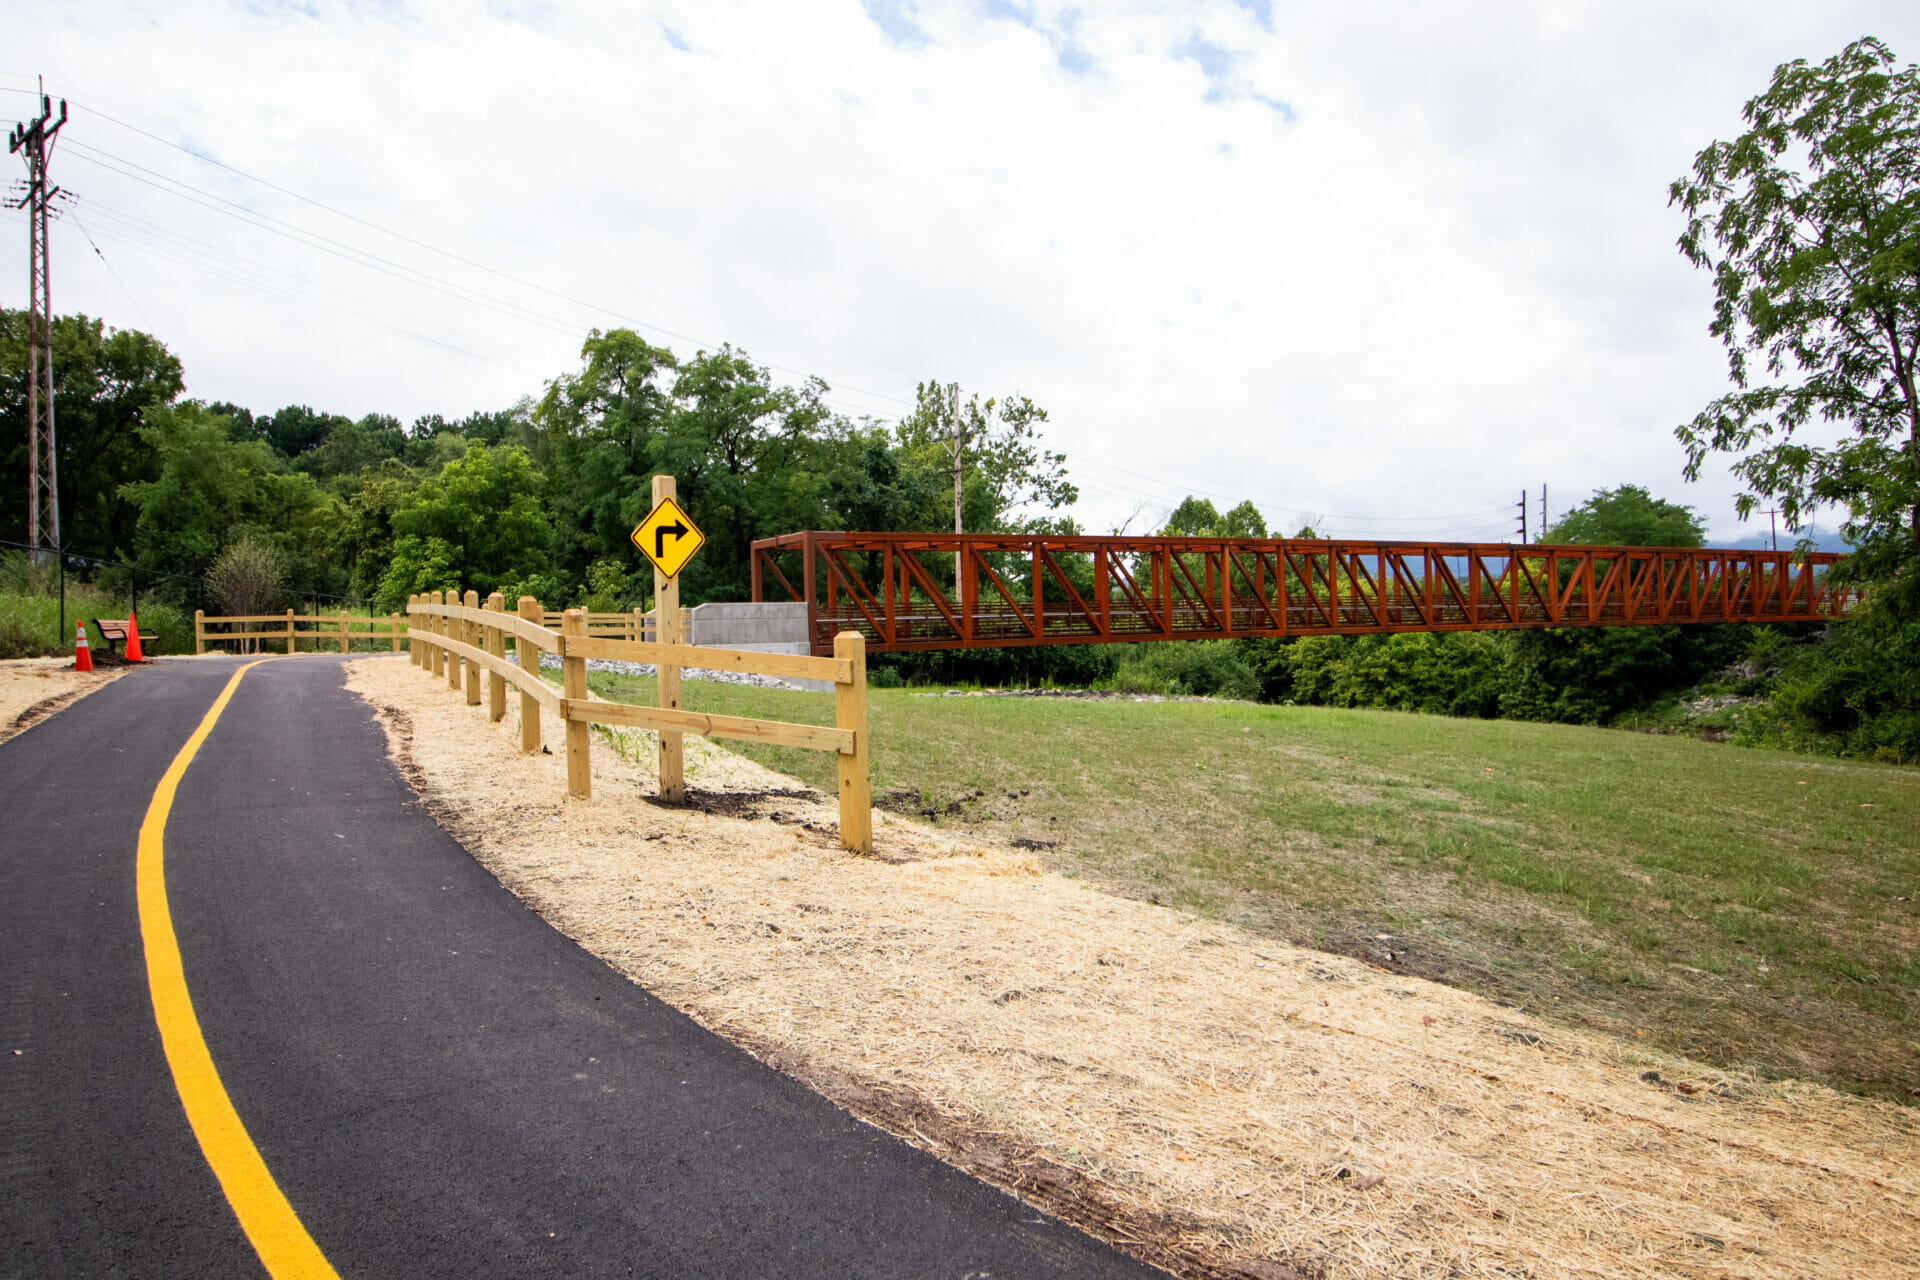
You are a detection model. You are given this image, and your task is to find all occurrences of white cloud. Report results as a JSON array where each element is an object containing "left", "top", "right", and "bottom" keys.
[{"left": 5, "top": 0, "right": 1916, "bottom": 543}]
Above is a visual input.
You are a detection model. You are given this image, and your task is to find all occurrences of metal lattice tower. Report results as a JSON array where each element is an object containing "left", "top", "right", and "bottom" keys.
[{"left": 9, "top": 81, "right": 67, "bottom": 560}]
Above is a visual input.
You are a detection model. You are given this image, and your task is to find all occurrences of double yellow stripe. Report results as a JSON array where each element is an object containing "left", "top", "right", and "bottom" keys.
[{"left": 137, "top": 660, "right": 341, "bottom": 1279}]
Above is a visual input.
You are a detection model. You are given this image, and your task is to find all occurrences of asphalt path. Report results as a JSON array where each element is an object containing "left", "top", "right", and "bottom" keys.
[{"left": 2, "top": 656, "right": 1163, "bottom": 1279}]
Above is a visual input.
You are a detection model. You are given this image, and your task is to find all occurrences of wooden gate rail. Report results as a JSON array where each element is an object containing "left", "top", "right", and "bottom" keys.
[
  {"left": 751, "top": 531, "right": 1856, "bottom": 655},
  {"left": 406, "top": 590, "right": 871, "bottom": 853},
  {"left": 196, "top": 609, "right": 407, "bottom": 654}
]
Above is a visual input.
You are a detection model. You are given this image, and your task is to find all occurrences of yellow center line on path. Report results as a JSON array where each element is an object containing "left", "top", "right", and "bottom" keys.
[{"left": 136, "top": 659, "right": 342, "bottom": 1280}]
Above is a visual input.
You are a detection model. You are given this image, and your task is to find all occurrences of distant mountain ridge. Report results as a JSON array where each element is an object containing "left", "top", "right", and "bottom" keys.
[{"left": 1713, "top": 524, "right": 1853, "bottom": 554}]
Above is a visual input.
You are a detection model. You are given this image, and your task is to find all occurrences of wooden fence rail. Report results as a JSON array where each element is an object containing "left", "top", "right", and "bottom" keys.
[
  {"left": 538, "top": 608, "right": 692, "bottom": 641},
  {"left": 406, "top": 590, "right": 872, "bottom": 853},
  {"left": 196, "top": 609, "right": 407, "bottom": 654}
]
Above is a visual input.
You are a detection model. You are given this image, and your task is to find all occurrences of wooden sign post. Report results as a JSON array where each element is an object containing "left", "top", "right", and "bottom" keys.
[{"left": 650, "top": 475, "right": 686, "bottom": 802}]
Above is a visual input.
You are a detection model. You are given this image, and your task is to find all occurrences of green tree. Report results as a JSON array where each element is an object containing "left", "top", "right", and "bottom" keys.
[
  {"left": 205, "top": 533, "right": 287, "bottom": 619},
  {"left": 120, "top": 402, "right": 327, "bottom": 583},
  {"left": 0, "top": 310, "right": 184, "bottom": 556},
  {"left": 377, "top": 442, "right": 550, "bottom": 602},
  {"left": 896, "top": 381, "right": 1076, "bottom": 534},
  {"left": 1160, "top": 495, "right": 1268, "bottom": 537},
  {"left": 1543, "top": 485, "right": 1706, "bottom": 547},
  {"left": 327, "top": 460, "right": 420, "bottom": 600},
  {"left": 534, "top": 329, "right": 678, "bottom": 581},
  {"left": 1504, "top": 485, "right": 1737, "bottom": 723},
  {"left": 258, "top": 405, "right": 349, "bottom": 460},
  {"left": 661, "top": 346, "right": 843, "bottom": 602},
  {"left": 297, "top": 414, "right": 406, "bottom": 483},
  {"left": 1670, "top": 36, "right": 1920, "bottom": 569}
]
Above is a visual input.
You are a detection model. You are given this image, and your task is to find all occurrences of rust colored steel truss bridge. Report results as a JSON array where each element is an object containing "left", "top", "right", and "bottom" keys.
[{"left": 750, "top": 531, "right": 1853, "bottom": 656}]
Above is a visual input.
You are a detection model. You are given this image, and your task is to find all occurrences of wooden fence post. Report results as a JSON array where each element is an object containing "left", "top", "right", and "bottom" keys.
[
  {"left": 486, "top": 592, "right": 507, "bottom": 722},
  {"left": 432, "top": 592, "right": 447, "bottom": 677},
  {"left": 518, "top": 596, "right": 542, "bottom": 753},
  {"left": 834, "top": 631, "right": 872, "bottom": 854},
  {"left": 339, "top": 608, "right": 349, "bottom": 655},
  {"left": 463, "top": 590, "right": 482, "bottom": 705},
  {"left": 447, "top": 590, "right": 464, "bottom": 691},
  {"left": 561, "top": 608, "right": 590, "bottom": 798},
  {"left": 286, "top": 608, "right": 296, "bottom": 655},
  {"left": 409, "top": 596, "right": 421, "bottom": 665},
  {"left": 390, "top": 613, "right": 402, "bottom": 653},
  {"left": 631, "top": 607, "right": 642, "bottom": 642},
  {"left": 653, "top": 475, "right": 685, "bottom": 802},
  {"left": 194, "top": 609, "right": 206, "bottom": 655}
]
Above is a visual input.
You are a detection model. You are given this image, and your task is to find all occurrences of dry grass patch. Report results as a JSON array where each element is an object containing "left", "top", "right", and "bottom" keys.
[{"left": 348, "top": 655, "right": 1920, "bottom": 1280}]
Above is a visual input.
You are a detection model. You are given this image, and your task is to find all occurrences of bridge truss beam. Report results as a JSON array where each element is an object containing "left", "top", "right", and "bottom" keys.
[{"left": 750, "top": 532, "right": 1853, "bottom": 656}]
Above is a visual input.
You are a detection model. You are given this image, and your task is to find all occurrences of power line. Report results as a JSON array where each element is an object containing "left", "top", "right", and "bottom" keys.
[
  {"left": 33, "top": 87, "right": 1544, "bottom": 536},
  {"left": 72, "top": 94, "right": 932, "bottom": 388},
  {"left": 61, "top": 205, "right": 151, "bottom": 327},
  {"left": 1062, "top": 450, "right": 1520, "bottom": 527},
  {"left": 26, "top": 192, "right": 889, "bottom": 420},
  {"left": 60, "top": 133, "right": 916, "bottom": 407},
  {"left": 62, "top": 211, "right": 539, "bottom": 372},
  {"left": 63, "top": 142, "right": 592, "bottom": 338},
  {"left": 59, "top": 193, "right": 534, "bottom": 366}
]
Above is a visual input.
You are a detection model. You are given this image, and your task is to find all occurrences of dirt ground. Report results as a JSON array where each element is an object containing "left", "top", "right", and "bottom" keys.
[
  {"left": 0, "top": 657, "right": 128, "bottom": 744},
  {"left": 346, "top": 654, "right": 1920, "bottom": 1280}
]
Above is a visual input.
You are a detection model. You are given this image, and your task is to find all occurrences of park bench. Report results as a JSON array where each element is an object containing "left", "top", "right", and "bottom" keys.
[{"left": 92, "top": 617, "right": 158, "bottom": 660}]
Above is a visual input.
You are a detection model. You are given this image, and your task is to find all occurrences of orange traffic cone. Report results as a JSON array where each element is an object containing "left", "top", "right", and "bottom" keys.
[
  {"left": 73, "top": 621, "right": 93, "bottom": 673},
  {"left": 125, "top": 609, "right": 145, "bottom": 663}
]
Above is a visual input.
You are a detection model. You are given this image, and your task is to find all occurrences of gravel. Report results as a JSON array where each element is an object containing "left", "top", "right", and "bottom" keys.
[{"left": 509, "top": 649, "right": 810, "bottom": 691}]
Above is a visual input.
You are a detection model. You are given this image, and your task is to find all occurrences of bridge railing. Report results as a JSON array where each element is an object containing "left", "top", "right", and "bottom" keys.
[
  {"left": 405, "top": 589, "right": 872, "bottom": 852},
  {"left": 751, "top": 531, "right": 1855, "bottom": 655}
]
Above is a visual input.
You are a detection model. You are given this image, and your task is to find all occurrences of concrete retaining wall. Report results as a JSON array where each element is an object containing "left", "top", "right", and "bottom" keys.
[{"left": 688, "top": 603, "right": 826, "bottom": 691}]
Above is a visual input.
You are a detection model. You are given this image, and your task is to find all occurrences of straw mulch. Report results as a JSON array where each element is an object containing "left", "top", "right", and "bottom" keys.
[
  {"left": 347, "top": 655, "right": 1920, "bottom": 1280},
  {"left": 0, "top": 656, "right": 126, "bottom": 744}
]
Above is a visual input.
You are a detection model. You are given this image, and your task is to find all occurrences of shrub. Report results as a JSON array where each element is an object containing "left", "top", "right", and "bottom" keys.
[
  {"left": 496, "top": 572, "right": 573, "bottom": 612},
  {"left": 206, "top": 534, "right": 287, "bottom": 617},
  {"left": 579, "top": 559, "right": 635, "bottom": 612},
  {"left": 1109, "top": 640, "right": 1260, "bottom": 700},
  {"left": 1768, "top": 582, "right": 1920, "bottom": 764}
]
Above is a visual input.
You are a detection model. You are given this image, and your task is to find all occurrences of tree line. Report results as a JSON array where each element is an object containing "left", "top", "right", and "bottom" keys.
[
  {"left": 0, "top": 316, "right": 1074, "bottom": 613},
  {"left": 2, "top": 37, "right": 1915, "bottom": 760}
]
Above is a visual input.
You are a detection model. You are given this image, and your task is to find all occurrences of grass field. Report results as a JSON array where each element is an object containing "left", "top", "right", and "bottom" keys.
[
  {"left": 0, "top": 587, "right": 195, "bottom": 658},
  {"left": 588, "top": 670, "right": 1920, "bottom": 1102}
]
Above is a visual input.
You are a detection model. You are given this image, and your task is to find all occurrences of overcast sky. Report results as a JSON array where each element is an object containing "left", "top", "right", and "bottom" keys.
[{"left": 7, "top": 1, "right": 1919, "bottom": 544}]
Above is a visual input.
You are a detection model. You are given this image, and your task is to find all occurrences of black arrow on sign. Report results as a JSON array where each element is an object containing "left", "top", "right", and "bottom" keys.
[{"left": 654, "top": 521, "right": 688, "bottom": 559}]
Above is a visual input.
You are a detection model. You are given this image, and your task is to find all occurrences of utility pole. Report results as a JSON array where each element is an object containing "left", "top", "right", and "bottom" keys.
[
  {"left": 949, "top": 383, "right": 964, "bottom": 537},
  {"left": 1765, "top": 508, "right": 1778, "bottom": 552},
  {"left": 1539, "top": 484, "right": 1548, "bottom": 541},
  {"left": 947, "top": 383, "right": 965, "bottom": 596},
  {"left": 1516, "top": 490, "right": 1528, "bottom": 544},
  {"left": 9, "top": 79, "right": 67, "bottom": 563}
]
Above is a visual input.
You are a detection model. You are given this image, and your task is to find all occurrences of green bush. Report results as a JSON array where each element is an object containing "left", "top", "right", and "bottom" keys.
[
  {"left": 1107, "top": 640, "right": 1259, "bottom": 700},
  {"left": 1766, "top": 580, "right": 1920, "bottom": 764},
  {"left": 578, "top": 559, "right": 635, "bottom": 612},
  {"left": 1250, "top": 631, "right": 1506, "bottom": 717},
  {"left": 0, "top": 582, "right": 195, "bottom": 658},
  {"left": 874, "top": 641, "right": 1121, "bottom": 689}
]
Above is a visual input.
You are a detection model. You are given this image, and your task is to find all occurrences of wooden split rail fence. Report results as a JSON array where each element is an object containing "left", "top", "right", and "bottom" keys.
[
  {"left": 405, "top": 589, "right": 873, "bottom": 853},
  {"left": 539, "top": 608, "right": 692, "bottom": 641},
  {"left": 196, "top": 609, "right": 408, "bottom": 654}
]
